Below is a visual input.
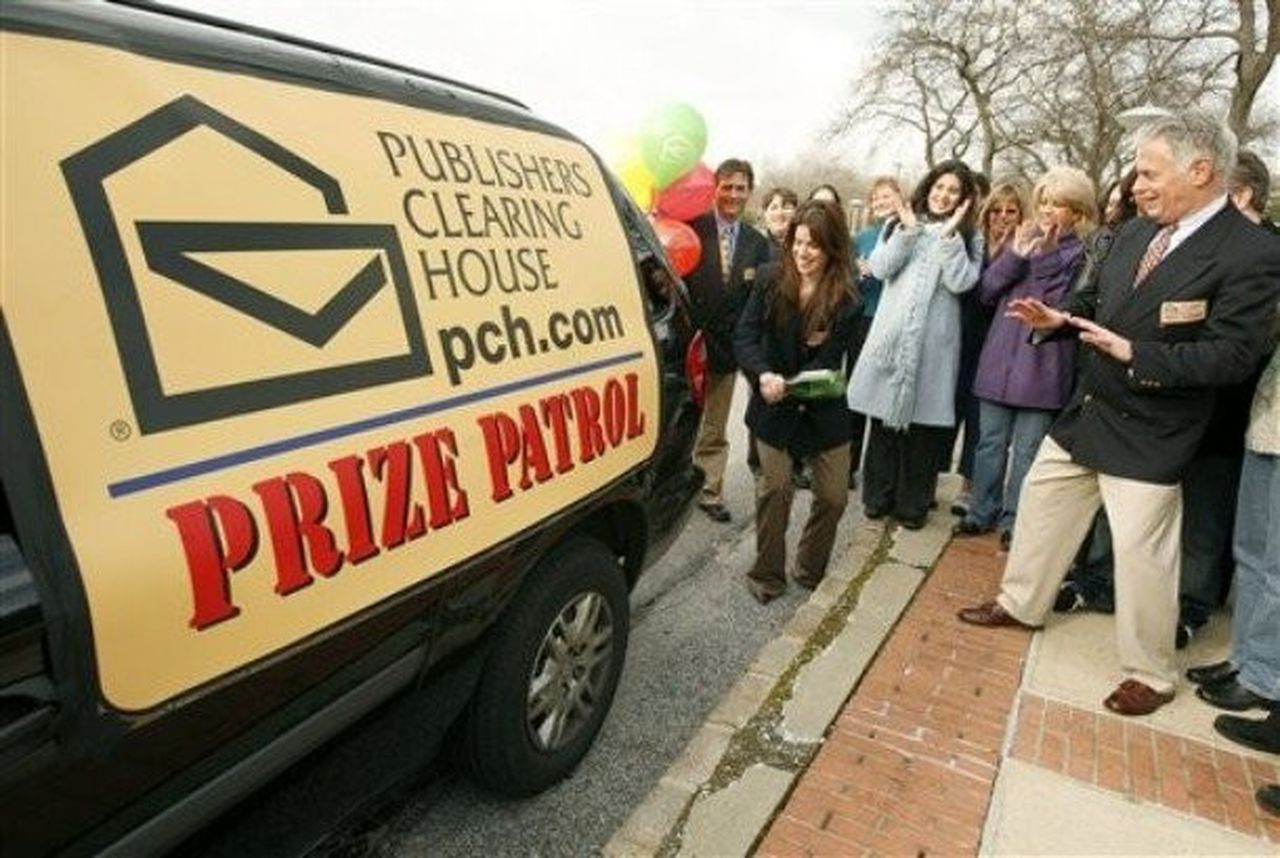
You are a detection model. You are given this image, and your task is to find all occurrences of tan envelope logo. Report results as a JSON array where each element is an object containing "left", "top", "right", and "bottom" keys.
[{"left": 61, "top": 95, "right": 430, "bottom": 434}]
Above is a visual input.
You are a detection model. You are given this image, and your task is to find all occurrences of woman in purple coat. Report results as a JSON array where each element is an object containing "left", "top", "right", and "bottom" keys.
[{"left": 954, "top": 167, "right": 1096, "bottom": 547}]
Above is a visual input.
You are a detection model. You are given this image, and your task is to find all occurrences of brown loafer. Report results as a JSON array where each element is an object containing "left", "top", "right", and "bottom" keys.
[
  {"left": 957, "top": 600, "right": 1042, "bottom": 630},
  {"left": 1104, "top": 679, "right": 1174, "bottom": 716}
]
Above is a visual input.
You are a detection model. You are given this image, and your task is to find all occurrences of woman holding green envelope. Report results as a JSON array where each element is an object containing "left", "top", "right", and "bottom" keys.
[{"left": 734, "top": 200, "right": 861, "bottom": 604}]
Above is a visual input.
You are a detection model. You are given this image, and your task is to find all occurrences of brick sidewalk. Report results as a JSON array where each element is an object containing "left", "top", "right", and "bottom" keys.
[
  {"left": 1011, "top": 693, "right": 1280, "bottom": 840},
  {"left": 756, "top": 533, "right": 1280, "bottom": 856}
]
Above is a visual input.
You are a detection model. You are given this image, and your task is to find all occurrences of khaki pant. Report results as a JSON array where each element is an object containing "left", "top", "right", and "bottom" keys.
[
  {"left": 749, "top": 440, "right": 850, "bottom": 595},
  {"left": 997, "top": 437, "right": 1182, "bottom": 692},
  {"left": 694, "top": 371, "right": 736, "bottom": 504}
]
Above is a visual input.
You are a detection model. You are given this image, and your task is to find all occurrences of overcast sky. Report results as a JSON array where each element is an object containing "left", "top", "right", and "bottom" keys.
[{"left": 171, "top": 0, "right": 890, "bottom": 172}]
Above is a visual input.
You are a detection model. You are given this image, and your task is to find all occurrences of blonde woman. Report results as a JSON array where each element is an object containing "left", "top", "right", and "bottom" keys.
[
  {"left": 981, "top": 181, "right": 1027, "bottom": 261},
  {"left": 954, "top": 167, "right": 1096, "bottom": 546}
]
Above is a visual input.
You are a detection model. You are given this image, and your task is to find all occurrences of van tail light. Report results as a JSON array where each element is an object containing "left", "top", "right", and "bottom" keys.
[{"left": 685, "top": 330, "right": 708, "bottom": 409}]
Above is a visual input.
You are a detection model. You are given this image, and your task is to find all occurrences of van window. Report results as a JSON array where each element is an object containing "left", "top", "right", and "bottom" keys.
[{"left": 618, "top": 201, "right": 677, "bottom": 318}]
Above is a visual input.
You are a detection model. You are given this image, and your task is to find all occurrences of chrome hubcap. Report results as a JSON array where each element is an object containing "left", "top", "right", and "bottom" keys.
[{"left": 526, "top": 591, "right": 614, "bottom": 751}]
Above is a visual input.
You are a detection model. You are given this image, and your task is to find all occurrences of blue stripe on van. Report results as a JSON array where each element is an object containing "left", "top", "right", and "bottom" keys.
[{"left": 108, "top": 350, "right": 645, "bottom": 498}]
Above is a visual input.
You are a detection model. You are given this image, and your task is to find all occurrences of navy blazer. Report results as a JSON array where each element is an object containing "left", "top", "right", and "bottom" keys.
[
  {"left": 734, "top": 264, "right": 861, "bottom": 456},
  {"left": 683, "top": 213, "right": 772, "bottom": 373},
  {"left": 1051, "top": 204, "right": 1280, "bottom": 483}
]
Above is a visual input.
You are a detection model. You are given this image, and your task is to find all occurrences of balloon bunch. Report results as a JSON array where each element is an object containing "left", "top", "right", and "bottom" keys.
[{"left": 613, "top": 103, "right": 713, "bottom": 277}]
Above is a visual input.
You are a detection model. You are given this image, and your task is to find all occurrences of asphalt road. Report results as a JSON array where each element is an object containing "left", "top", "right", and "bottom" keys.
[{"left": 182, "top": 378, "right": 866, "bottom": 858}]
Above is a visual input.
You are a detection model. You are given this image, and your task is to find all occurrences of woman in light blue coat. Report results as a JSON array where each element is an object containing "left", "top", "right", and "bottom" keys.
[{"left": 846, "top": 160, "right": 983, "bottom": 528}]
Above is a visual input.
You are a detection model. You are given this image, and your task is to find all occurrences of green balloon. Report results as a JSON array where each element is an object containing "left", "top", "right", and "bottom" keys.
[{"left": 640, "top": 103, "right": 707, "bottom": 190}]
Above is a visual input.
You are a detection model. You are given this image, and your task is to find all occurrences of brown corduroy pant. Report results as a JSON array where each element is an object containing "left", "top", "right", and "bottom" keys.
[{"left": 749, "top": 439, "right": 851, "bottom": 595}]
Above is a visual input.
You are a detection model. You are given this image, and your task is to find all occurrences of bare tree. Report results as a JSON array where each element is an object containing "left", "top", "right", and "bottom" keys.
[
  {"left": 832, "top": 0, "right": 1037, "bottom": 175},
  {"left": 836, "top": 0, "right": 1277, "bottom": 187},
  {"left": 1024, "top": 0, "right": 1233, "bottom": 185},
  {"left": 752, "top": 161, "right": 868, "bottom": 211},
  {"left": 1124, "top": 0, "right": 1280, "bottom": 140},
  {"left": 830, "top": 41, "right": 978, "bottom": 169}
]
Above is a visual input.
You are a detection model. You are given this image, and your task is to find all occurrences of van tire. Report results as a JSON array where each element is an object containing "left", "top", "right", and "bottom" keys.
[{"left": 464, "top": 537, "right": 628, "bottom": 797}]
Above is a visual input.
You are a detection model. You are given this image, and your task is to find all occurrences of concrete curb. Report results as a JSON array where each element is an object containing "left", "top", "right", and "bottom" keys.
[{"left": 604, "top": 493, "right": 958, "bottom": 858}]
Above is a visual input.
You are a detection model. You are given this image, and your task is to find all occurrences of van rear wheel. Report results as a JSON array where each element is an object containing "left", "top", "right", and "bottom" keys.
[{"left": 465, "top": 537, "right": 628, "bottom": 796}]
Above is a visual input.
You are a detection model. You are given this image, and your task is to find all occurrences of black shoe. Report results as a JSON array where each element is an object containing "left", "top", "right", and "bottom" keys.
[
  {"left": 1175, "top": 621, "right": 1200, "bottom": 651},
  {"left": 951, "top": 520, "right": 992, "bottom": 538},
  {"left": 1258, "top": 784, "right": 1280, "bottom": 817},
  {"left": 999, "top": 531, "right": 1012, "bottom": 551},
  {"left": 1197, "top": 677, "right": 1273, "bottom": 712},
  {"left": 698, "top": 501, "right": 731, "bottom": 523},
  {"left": 864, "top": 506, "right": 888, "bottom": 520},
  {"left": 1053, "top": 580, "right": 1088, "bottom": 614},
  {"left": 1187, "top": 660, "right": 1237, "bottom": 686},
  {"left": 898, "top": 516, "right": 926, "bottom": 530},
  {"left": 1214, "top": 710, "right": 1280, "bottom": 755}
]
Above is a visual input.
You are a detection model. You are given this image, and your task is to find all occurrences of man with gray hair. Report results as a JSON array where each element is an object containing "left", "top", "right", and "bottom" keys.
[{"left": 958, "top": 109, "right": 1280, "bottom": 716}]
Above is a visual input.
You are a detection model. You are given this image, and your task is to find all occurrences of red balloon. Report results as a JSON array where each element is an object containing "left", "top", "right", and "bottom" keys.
[
  {"left": 655, "top": 163, "right": 715, "bottom": 221},
  {"left": 652, "top": 216, "right": 702, "bottom": 277}
]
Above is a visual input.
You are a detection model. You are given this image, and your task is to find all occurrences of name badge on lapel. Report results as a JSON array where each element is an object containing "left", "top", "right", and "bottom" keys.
[{"left": 1159, "top": 299, "right": 1208, "bottom": 326}]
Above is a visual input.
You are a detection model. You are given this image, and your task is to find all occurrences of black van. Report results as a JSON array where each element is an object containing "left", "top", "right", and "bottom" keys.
[{"left": 0, "top": 1, "right": 705, "bottom": 854}]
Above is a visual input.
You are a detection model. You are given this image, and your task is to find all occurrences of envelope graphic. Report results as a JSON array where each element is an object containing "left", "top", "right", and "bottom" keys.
[{"left": 61, "top": 95, "right": 429, "bottom": 434}]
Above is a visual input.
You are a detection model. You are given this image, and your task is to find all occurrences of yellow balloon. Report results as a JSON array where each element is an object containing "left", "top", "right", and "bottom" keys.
[
  {"left": 603, "top": 132, "right": 641, "bottom": 166},
  {"left": 617, "top": 156, "right": 655, "bottom": 211}
]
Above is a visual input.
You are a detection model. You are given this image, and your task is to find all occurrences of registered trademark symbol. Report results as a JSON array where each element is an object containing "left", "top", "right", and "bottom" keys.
[{"left": 109, "top": 420, "right": 132, "bottom": 441}]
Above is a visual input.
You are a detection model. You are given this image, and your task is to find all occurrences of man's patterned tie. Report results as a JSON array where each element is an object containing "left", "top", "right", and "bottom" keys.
[
  {"left": 1134, "top": 224, "right": 1175, "bottom": 287},
  {"left": 719, "top": 225, "right": 733, "bottom": 282}
]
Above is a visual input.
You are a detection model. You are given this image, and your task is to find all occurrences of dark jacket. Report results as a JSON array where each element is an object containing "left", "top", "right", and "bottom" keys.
[
  {"left": 734, "top": 263, "right": 861, "bottom": 456},
  {"left": 1049, "top": 205, "right": 1280, "bottom": 483},
  {"left": 765, "top": 232, "right": 784, "bottom": 262},
  {"left": 684, "top": 212, "right": 772, "bottom": 373},
  {"left": 1196, "top": 222, "right": 1280, "bottom": 457},
  {"left": 1070, "top": 226, "right": 1118, "bottom": 300}
]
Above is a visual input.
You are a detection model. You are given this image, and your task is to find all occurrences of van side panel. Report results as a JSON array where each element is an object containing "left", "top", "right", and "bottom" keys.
[{"left": 0, "top": 30, "right": 660, "bottom": 714}]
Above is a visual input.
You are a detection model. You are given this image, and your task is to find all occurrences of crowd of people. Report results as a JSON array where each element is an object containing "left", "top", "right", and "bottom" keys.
[{"left": 677, "top": 108, "right": 1280, "bottom": 816}]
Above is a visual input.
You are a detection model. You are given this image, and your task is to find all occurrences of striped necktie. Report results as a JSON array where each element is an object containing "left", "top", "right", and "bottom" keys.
[
  {"left": 719, "top": 225, "right": 733, "bottom": 282},
  {"left": 1134, "top": 225, "right": 1175, "bottom": 287}
]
